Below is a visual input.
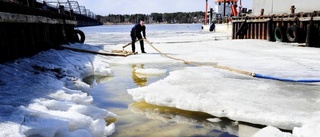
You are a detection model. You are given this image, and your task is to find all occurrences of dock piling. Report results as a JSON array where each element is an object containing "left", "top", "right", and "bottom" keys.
[
  {"left": 232, "top": 7, "right": 320, "bottom": 47},
  {"left": 0, "top": 1, "right": 94, "bottom": 63}
]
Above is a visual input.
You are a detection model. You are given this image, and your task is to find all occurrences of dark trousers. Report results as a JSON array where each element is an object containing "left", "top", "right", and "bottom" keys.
[{"left": 131, "top": 34, "right": 145, "bottom": 53}]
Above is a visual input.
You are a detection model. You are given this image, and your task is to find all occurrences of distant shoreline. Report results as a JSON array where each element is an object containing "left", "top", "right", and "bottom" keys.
[
  {"left": 103, "top": 22, "right": 200, "bottom": 25},
  {"left": 103, "top": 22, "right": 133, "bottom": 25}
]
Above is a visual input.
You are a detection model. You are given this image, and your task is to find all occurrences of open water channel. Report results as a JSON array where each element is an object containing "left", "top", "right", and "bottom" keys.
[{"left": 84, "top": 63, "right": 239, "bottom": 137}]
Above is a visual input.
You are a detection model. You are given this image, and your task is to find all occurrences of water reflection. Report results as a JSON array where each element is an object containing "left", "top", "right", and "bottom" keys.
[
  {"left": 131, "top": 64, "right": 147, "bottom": 87},
  {"left": 89, "top": 63, "right": 265, "bottom": 137},
  {"left": 83, "top": 75, "right": 113, "bottom": 86},
  {"left": 129, "top": 101, "right": 238, "bottom": 136}
]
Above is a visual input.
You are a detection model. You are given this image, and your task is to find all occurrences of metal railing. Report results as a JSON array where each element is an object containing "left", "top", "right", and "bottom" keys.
[
  {"left": 0, "top": 0, "right": 96, "bottom": 18},
  {"left": 44, "top": 0, "right": 96, "bottom": 18}
]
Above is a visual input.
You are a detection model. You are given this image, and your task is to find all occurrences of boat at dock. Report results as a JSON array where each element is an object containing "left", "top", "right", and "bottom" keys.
[
  {"left": 0, "top": 0, "right": 101, "bottom": 63},
  {"left": 202, "top": 0, "right": 249, "bottom": 33},
  {"left": 202, "top": 0, "right": 320, "bottom": 47}
]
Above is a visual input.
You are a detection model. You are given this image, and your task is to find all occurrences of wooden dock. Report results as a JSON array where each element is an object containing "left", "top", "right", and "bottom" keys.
[{"left": 232, "top": 8, "right": 320, "bottom": 47}]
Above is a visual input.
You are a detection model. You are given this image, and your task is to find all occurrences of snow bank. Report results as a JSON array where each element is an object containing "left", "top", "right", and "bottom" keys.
[
  {"left": 293, "top": 122, "right": 320, "bottom": 137},
  {"left": 252, "top": 126, "right": 292, "bottom": 137},
  {"left": 254, "top": 123, "right": 320, "bottom": 137},
  {"left": 0, "top": 46, "right": 116, "bottom": 137}
]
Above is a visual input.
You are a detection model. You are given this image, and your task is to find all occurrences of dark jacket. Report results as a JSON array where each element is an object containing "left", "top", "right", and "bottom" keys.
[{"left": 131, "top": 23, "right": 146, "bottom": 38}]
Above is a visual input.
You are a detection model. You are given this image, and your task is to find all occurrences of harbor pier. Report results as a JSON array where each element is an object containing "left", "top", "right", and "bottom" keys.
[
  {"left": 232, "top": 1, "right": 320, "bottom": 47},
  {"left": 0, "top": 0, "right": 101, "bottom": 63}
]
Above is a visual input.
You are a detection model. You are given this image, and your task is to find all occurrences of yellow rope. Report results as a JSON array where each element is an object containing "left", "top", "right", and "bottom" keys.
[
  {"left": 144, "top": 39, "right": 254, "bottom": 76},
  {"left": 144, "top": 39, "right": 192, "bottom": 64},
  {"left": 213, "top": 65, "right": 254, "bottom": 76}
]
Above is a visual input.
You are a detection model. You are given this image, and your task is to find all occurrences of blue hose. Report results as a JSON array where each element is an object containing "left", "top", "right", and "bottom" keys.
[{"left": 253, "top": 73, "right": 320, "bottom": 83}]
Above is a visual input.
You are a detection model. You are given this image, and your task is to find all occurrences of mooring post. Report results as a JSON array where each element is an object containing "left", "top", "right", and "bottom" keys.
[
  {"left": 42, "top": 1, "right": 47, "bottom": 11},
  {"left": 59, "top": 5, "right": 65, "bottom": 14},
  {"left": 290, "top": 5, "right": 296, "bottom": 14},
  {"left": 305, "top": 11, "right": 315, "bottom": 47},
  {"left": 267, "top": 16, "right": 275, "bottom": 41},
  {"left": 260, "top": 9, "right": 264, "bottom": 16},
  {"left": 223, "top": 0, "right": 226, "bottom": 17},
  {"left": 26, "top": 0, "right": 35, "bottom": 7},
  {"left": 70, "top": 10, "right": 74, "bottom": 19}
]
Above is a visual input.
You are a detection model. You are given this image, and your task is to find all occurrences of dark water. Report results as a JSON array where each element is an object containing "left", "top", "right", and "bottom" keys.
[{"left": 84, "top": 63, "right": 241, "bottom": 137}]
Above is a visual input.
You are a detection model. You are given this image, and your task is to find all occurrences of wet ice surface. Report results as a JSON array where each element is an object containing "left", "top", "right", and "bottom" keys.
[
  {"left": 84, "top": 24, "right": 320, "bottom": 136},
  {"left": 103, "top": 26, "right": 320, "bottom": 136},
  {"left": 1, "top": 24, "right": 320, "bottom": 137},
  {"left": 88, "top": 63, "right": 239, "bottom": 137}
]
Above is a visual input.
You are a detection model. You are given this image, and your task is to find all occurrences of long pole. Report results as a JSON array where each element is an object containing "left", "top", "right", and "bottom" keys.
[
  {"left": 223, "top": 0, "right": 226, "bottom": 17},
  {"left": 205, "top": 0, "right": 208, "bottom": 25},
  {"left": 239, "top": 0, "right": 242, "bottom": 16},
  {"left": 271, "top": 0, "right": 274, "bottom": 13}
]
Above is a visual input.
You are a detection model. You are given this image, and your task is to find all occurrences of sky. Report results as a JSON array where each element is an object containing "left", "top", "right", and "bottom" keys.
[
  {"left": 1, "top": 24, "right": 320, "bottom": 136},
  {"left": 75, "top": 0, "right": 253, "bottom": 15}
]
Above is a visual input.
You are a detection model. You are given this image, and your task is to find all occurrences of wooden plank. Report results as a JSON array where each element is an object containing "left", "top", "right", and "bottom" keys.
[
  {"left": 60, "top": 45, "right": 133, "bottom": 57},
  {"left": 299, "top": 17, "right": 320, "bottom": 22},
  {"left": 233, "top": 19, "right": 270, "bottom": 23}
]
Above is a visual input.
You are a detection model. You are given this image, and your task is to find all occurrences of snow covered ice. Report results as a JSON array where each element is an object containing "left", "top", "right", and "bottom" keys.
[
  {"left": 0, "top": 47, "right": 116, "bottom": 136},
  {"left": 1, "top": 24, "right": 320, "bottom": 136}
]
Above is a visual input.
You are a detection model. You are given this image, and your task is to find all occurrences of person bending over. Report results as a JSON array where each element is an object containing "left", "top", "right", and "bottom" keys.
[{"left": 130, "top": 19, "right": 147, "bottom": 53}]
